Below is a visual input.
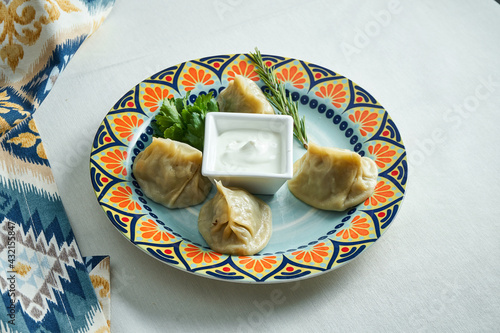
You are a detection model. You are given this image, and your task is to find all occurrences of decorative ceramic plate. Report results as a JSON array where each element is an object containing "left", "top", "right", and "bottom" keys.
[{"left": 90, "top": 54, "right": 407, "bottom": 283}]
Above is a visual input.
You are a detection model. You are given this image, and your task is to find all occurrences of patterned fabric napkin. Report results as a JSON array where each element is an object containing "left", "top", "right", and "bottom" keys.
[{"left": 0, "top": 0, "right": 114, "bottom": 332}]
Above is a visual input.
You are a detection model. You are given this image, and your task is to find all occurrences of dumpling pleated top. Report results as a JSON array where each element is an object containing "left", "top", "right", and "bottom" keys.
[{"left": 288, "top": 142, "right": 378, "bottom": 211}]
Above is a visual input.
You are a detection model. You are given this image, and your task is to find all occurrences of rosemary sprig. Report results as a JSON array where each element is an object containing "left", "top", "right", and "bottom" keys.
[{"left": 248, "top": 48, "right": 309, "bottom": 149}]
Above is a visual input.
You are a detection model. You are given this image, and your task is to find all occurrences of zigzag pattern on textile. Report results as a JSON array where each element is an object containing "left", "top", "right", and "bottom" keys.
[{"left": 0, "top": 218, "right": 82, "bottom": 320}]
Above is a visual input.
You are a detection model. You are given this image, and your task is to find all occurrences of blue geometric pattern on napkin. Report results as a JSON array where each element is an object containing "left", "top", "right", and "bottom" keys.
[
  {"left": 84, "top": 256, "right": 110, "bottom": 272},
  {"left": 0, "top": 0, "right": 115, "bottom": 331},
  {"left": 0, "top": 174, "right": 105, "bottom": 332}
]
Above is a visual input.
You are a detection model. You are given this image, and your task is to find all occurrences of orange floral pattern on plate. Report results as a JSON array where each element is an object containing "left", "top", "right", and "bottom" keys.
[
  {"left": 114, "top": 115, "right": 144, "bottom": 142},
  {"left": 90, "top": 54, "right": 408, "bottom": 283},
  {"left": 143, "top": 87, "right": 174, "bottom": 112},
  {"left": 184, "top": 244, "right": 220, "bottom": 264},
  {"left": 238, "top": 256, "right": 277, "bottom": 273},
  {"left": 227, "top": 61, "right": 258, "bottom": 81},
  {"left": 110, "top": 186, "right": 140, "bottom": 211},
  {"left": 181, "top": 67, "right": 215, "bottom": 91},
  {"left": 139, "top": 219, "right": 174, "bottom": 242},
  {"left": 315, "top": 83, "right": 347, "bottom": 108},
  {"left": 292, "top": 243, "right": 329, "bottom": 263},
  {"left": 365, "top": 181, "right": 395, "bottom": 206},
  {"left": 368, "top": 143, "right": 396, "bottom": 168},
  {"left": 101, "top": 150, "right": 127, "bottom": 176},
  {"left": 276, "top": 66, "right": 306, "bottom": 89},
  {"left": 336, "top": 216, "right": 370, "bottom": 240},
  {"left": 348, "top": 109, "right": 378, "bottom": 136}
]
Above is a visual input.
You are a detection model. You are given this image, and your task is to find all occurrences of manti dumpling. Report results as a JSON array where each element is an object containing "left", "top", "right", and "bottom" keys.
[
  {"left": 132, "top": 137, "right": 212, "bottom": 208},
  {"left": 217, "top": 75, "right": 275, "bottom": 114},
  {"left": 288, "top": 142, "right": 378, "bottom": 211},
  {"left": 198, "top": 181, "right": 272, "bottom": 255}
]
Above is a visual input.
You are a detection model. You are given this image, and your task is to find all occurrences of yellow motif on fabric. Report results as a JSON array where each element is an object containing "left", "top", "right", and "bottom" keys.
[
  {"left": 6, "top": 118, "right": 47, "bottom": 159},
  {"left": 0, "top": 90, "right": 27, "bottom": 135},
  {"left": 7, "top": 131, "right": 38, "bottom": 147},
  {"left": 0, "top": 0, "right": 81, "bottom": 72},
  {"left": 13, "top": 262, "right": 32, "bottom": 277},
  {"left": 0, "top": 116, "right": 10, "bottom": 135},
  {"left": 0, "top": 90, "right": 23, "bottom": 114},
  {"left": 90, "top": 274, "right": 110, "bottom": 298}
]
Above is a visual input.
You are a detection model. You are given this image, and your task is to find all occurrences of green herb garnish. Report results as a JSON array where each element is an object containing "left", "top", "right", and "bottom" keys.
[
  {"left": 248, "top": 47, "right": 309, "bottom": 149},
  {"left": 151, "top": 92, "right": 218, "bottom": 151}
]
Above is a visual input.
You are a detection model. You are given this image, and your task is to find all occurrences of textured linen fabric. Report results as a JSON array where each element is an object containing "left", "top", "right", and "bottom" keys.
[{"left": 0, "top": 1, "right": 114, "bottom": 332}]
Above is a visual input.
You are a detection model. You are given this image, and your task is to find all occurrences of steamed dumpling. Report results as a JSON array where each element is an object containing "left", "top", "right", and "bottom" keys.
[
  {"left": 133, "top": 137, "right": 212, "bottom": 208},
  {"left": 217, "top": 75, "right": 274, "bottom": 114},
  {"left": 288, "top": 142, "right": 378, "bottom": 211},
  {"left": 198, "top": 181, "right": 272, "bottom": 255}
]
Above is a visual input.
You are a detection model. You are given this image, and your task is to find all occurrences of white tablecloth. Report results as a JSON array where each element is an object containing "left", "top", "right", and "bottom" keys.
[{"left": 33, "top": 0, "right": 500, "bottom": 331}]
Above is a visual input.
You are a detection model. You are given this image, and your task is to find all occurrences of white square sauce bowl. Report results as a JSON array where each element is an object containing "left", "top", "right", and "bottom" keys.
[{"left": 202, "top": 112, "right": 294, "bottom": 195}]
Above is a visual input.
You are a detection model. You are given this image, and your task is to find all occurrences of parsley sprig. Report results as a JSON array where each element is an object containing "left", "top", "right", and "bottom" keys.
[
  {"left": 248, "top": 48, "right": 309, "bottom": 149},
  {"left": 151, "top": 92, "right": 218, "bottom": 151}
]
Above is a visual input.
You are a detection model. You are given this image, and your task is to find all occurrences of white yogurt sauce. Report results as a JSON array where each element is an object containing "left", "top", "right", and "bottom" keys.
[{"left": 215, "top": 129, "right": 281, "bottom": 173}]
